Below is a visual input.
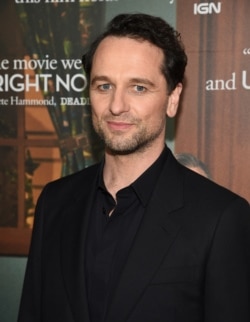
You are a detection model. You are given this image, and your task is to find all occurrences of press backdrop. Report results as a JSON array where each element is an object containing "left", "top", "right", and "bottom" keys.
[{"left": 0, "top": 1, "right": 249, "bottom": 321}]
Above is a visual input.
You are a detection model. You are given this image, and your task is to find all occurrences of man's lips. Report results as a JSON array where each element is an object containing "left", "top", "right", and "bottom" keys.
[{"left": 107, "top": 121, "right": 133, "bottom": 131}]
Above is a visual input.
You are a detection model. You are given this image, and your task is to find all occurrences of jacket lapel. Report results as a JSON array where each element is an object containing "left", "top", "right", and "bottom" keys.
[
  {"left": 105, "top": 152, "right": 185, "bottom": 322},
  {"left": 60, "top": 165, "right": 100, "bottom": 322}
]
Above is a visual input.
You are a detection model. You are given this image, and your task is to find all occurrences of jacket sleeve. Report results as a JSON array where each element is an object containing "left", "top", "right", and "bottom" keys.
[
  {"left": 17, "top": 185, "right": 48, "bottom": 322},
  {"left": 204, "top": 197, "right": 250, "bottom": 322}
]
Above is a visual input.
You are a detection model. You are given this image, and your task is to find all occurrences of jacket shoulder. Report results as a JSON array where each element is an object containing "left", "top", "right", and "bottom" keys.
[
  {"left": 40, "top": 162, "right": 101, "bottom": 202},
  {"left": 180, "top": 163, "right": 249, "bottom": 211}
]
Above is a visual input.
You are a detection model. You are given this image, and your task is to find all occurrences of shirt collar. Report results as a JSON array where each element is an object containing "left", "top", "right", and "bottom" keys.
[
  {"left": 131, "top": 146, "right": 169, "bottom": 207},
  {"left": 98, "top": 146, "right": 169, "bottom": 207}
]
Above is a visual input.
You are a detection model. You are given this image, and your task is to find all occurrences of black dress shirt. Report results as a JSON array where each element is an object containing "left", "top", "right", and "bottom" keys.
[{"left": 85, "top": 146, "right": 169, "bottom": 322}]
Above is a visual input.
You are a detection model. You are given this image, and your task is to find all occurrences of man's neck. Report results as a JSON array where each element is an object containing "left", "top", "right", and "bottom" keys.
[{"left": 103, "top": 144, "right": 165, "bottom": 198}]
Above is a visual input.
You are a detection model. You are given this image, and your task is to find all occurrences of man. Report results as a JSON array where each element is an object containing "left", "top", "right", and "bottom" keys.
[{"left": 18, "top": 13, "right": 250, "bottom": 322}]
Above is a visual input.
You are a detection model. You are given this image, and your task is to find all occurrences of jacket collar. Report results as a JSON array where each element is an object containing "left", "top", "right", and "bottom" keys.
[{"left": 60, "top": 164, "right": 100, "bottom": 322}]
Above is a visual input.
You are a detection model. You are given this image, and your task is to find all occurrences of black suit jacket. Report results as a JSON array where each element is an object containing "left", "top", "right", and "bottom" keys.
[{"left": 18, "top": 149, "right": 250, "bottom": 322}]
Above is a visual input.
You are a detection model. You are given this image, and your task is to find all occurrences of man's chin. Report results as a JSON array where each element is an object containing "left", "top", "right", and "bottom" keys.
[
  {"left": 105, "top": 140, "right": 152, "bottom": 156},
  {"left": 106, "top": 147, "right": 137, "bottom": 156}
]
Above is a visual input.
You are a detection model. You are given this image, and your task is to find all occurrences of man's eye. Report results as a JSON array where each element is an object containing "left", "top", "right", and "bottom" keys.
[
  {"left": 98, "top": 84, "right": 111, "bottom": 91},
  {"left": 134, "top": 85, "right": 146, "bottom": 93}
]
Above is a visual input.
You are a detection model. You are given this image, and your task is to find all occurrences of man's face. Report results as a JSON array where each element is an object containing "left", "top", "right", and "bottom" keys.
[{"left": 89, "top": 36, "right": 180, "bottom": 155}]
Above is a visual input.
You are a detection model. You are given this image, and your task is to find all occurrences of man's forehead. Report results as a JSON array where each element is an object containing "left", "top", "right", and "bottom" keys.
[{"left": 94, "top": 35, "right": 163, "bottom": 56}]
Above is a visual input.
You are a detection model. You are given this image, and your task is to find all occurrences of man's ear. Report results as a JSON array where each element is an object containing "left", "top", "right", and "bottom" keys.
[{"left": 166, "top": 83, "right": 182, "bottom": 118}]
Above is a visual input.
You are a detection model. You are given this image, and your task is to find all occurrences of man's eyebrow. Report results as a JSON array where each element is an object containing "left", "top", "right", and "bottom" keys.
[
  {"left": 90, "top": 76, "right": 156, "bottom": 88},
  {"left": 129, "top": 78, "right": 155, "bottom": 87},
  {"left": 91, "top": 75, "right": 110, "bottom": 85}
]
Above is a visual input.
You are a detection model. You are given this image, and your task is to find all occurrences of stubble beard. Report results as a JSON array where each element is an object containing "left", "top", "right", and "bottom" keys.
[{"left": 93, "top": 117, "right": 166, "bottom": 156}]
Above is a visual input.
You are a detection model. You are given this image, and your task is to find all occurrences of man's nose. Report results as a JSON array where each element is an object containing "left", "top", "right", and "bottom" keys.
[{"left": 109, "top": 88, "right": 129, "bottom": 115}]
